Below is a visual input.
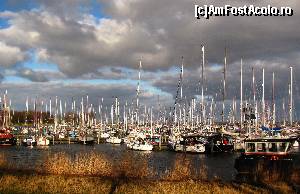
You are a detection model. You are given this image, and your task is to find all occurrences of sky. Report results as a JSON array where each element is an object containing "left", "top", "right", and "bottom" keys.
[{"left": 0, "top": 0, "right": 300, "bottom": 120}]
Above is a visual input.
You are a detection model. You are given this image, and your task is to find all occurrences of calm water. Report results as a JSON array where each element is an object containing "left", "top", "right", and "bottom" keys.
[{"left": 0, "top": 144, "right": 299, "bottom": 181}]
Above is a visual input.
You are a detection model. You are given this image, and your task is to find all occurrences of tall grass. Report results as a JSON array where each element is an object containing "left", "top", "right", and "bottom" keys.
[
  {"left": 44, "top": 152, "right": 113, "bottom": 177},
  {"left": 42, "top": 151, "right": 154, "bottom": 179},
  {"left": 0, "top": 174, "right": 112, "bottom": 194},
  {"left": 0, "top": 174, "right": 286, "bottom": 194},
  {"left": 163, "top": 155, "right": 208, "bottom": 181},
  {"left": 0, "top": 152, "right": 297, "bottom": 193}
]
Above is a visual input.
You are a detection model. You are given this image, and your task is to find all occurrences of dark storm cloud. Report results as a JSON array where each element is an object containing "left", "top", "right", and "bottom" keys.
[
  {"left": 17, "top": 67, "right": 49, "bottom": 82},
  {"left": 98, "top": 0, "right": 300, "bottom": 68},
  {"left": 1, "top": 0, "right": 300, "bottom": 74}
]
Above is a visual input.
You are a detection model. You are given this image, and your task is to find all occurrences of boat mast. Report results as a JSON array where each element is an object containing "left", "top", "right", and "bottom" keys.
[
  {"left": 252, "top": 67, "right": 258, "bottom": 133},
  {"left": 262, "top": 68, "right": 265, "bottom": 126},
  {"left": 54, "top": 96, "right": 58, "bottom": 133},
  {"left": 201, "top": 45, "right": 205, "bottom": 125},
  {"left": 231, "top": 98, "right": 235, "bottom": 124},
  {"left": 136, "top": 60, "right": 142, "bottom": 127},
  {"left": 272, "top": 72, "right": 275, "bottom": 127},
  {"left": 81, "top": 97, "right": 84, "bottom": 127},
  {"left": 49, "top": 97, "right": 52, "bottom": 118},
  {"left": 252, "top": 67, "right": 256, "bottom": 103},
  {"left": 222, "top": 47, "right": 227, "bottom": 123},
  {"left": 240, "top": 59, "right": 243, "bottom": 130},
  {"left": 289, "top": 67, "right": 293, "bottom": 126},
  {"left": 180, "top": 57, "right": 184, "bottom": 100},
  {"left": 283, "top": 99, "right": 286, "bottom": 126},
  {"left": 179, "top": 56, "right": 184, "bottom": 128},
  {"left": 150, "top": 107, "right": 153, "bottom": 137}
]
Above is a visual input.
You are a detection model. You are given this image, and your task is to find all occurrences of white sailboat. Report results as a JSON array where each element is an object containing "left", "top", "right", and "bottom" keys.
[
  {"left": 106, "top": 136, "right": 122, "bottom": 144},
  {"left": 127, "top": 138, "right": 153, "bottom": 151}
]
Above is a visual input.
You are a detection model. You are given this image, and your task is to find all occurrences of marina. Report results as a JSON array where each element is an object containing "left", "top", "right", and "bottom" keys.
[
  {"left": 0, "top": 47, "right": 299, "bottom": 188},
  {"left": 0, "top": 0, "right": 299, "bottom": 193}
]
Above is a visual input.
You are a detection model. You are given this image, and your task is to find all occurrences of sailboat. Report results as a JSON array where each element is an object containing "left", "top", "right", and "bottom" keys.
[{"left": 0, "top": 92, "right": 17, "bottom": 146}]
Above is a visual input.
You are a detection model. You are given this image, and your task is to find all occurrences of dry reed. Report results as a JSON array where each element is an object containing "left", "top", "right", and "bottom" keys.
[
  {"left": 0, "top": 174, "right": 282, "bottom": 194},
  {"left": 111, "top": 151, "right": 154, "bottom": 179},
  {"left": 163, "top": 155, "right": 208, "bottom": 181},
  {"left": 0, "top": 151, "right": 297, "bottom": 193},
  {"left": 43, "top": 152, "right": 113, "bottom": 177}
]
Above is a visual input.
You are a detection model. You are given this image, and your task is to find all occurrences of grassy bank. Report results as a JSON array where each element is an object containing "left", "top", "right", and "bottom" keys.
[
  {"left": 0, "top": 152, "right": 298, "bottom": 193},
  {"left": 0, "top": 173, "right": 295, "bottom": 194}
]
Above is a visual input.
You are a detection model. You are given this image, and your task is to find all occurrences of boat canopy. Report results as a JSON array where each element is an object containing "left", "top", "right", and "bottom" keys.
[{"left": 261, "top": 126, "right": 282, "bottom": 131}]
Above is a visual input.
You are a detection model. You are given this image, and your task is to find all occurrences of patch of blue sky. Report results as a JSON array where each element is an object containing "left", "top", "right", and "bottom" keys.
[
  {"left": 62, "top": 78, "right": 170, "bottom": 97},
  {"left": 63, "top": 78, "right": 137, "bottom": 86},
  {"left": 209, "top": 63, "right": 222, "bottom": 71},
  {"left": 23, "top": 50, "right": 59, "bottom": 72},
  {"left": 3, "top": 75, "right": 30, "bottom": 83},
  {"left": 89, "top": 0, "right": 110, "bottom": 19},
  {"left": 0, "top": 0, "right": 39, "bottom": 12},
  {"left": 143, "top": 84, "right": 172, "bottom": 97},
  {"left": 112, "top": 66, "right": 180, "bottom": 79},
  {"left": 0, "top": 18, "right": 9, "bottom": 29},
  {"left": 23, "top": 60, "right": 59, "bottom": 72}
]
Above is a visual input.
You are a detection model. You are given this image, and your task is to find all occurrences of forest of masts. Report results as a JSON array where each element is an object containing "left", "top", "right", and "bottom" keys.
[{"left": 0, "top": 46, "right": 296, "bottom": 131}]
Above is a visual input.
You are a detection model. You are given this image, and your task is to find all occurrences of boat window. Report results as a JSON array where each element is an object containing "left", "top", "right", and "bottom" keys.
[
  {"left": 268, "top": 143, "right": 277, "bottom": 152},
  {"left": 246, "top": 143, "right": 255, "bottom": 152},
  {"left": 257, "top": 143, "right": 266, "bottom": 152},
  {"left": 278, "top": 142, "right": 286, "bottom": 152}
]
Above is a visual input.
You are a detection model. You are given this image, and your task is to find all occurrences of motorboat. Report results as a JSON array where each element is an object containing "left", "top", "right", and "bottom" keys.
[{"left": 0, "top": 129, "right": 16, "bottom": 145}]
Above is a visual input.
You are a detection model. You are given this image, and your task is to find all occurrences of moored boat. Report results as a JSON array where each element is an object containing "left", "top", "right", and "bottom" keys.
[
  {"left": 0, "top": 129, "right": 16, "bottom": 145},
  {"left": 37, "top": 136, "right": 50, "bottom": 146},
  {"left": 79, "top": 135, "right": 95, "bottom": 145},
  {"left": 22, "top": 136, "right": 37, "bottom": 147},
  {"left": 127, "top": 139, "right": 153, "bottom": 151},
  {"left": 106, "top": 136, "right": 122, "bottom": 144},
  {"left": 170, "top": 134, "right": 206, "bottom": 153},
  {"left": 234, "top": 137, "right": 297, "bottom": 181}
]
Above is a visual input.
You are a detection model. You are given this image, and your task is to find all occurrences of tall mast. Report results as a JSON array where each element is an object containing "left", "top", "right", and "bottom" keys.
[
  {"left": 180, "top": 56, "right": 184, "bottom": 99},
  {"left": 252, "top": 67, "right": 257, "bottom": 133},
  {"left": 240, "top": 58, "right": 243, "bottom": 130},
  {"left": 25, "top": 96, "right": 28, "bottom": 126},
  {"left": 252, "top": 67, "right": 256, "bottom": 102},
  {"left": 290, "top": 66, "right": 293, "bottom": 126},
  {"left": 222, "top": 47, "right": 227, "bottom": 123},
  {"left": 272, "top": 72, "right": 275, "bottom": 126},
  {"left": 49, "top": 98, "right": 52, "bottom": 117},
  {"left": 262, "top": 68, "right": 265, "bottom": 126},
  {"left": 283, "top": 99, "right": 286, "bottom": 126},
  {"left": 136, "top": 60, "right": 142, "bottom": 126},
  {"left": 81, "top": 97, "right": 84, "bottom": 127},
  {"left": 231, "top": 98, "right": 235, "bottom": 124},
  {"left": 150, "top": 107, "right": 153, "bottom": 137},
  {"left": 201, "top": 45, "right": 205, "bottom": 124}
]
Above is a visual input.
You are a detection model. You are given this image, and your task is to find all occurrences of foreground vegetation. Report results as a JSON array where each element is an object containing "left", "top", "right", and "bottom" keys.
[
  {"left": 0, "top": 152, "right": 298, "bottom": 194},
  {"left": 0, "top": 173, "right": 293, "bottom": 194}
]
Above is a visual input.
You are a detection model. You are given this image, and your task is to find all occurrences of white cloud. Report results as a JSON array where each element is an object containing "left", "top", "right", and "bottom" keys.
[{"left": 0, "top": 41, "right": 26, "bottom": 67}]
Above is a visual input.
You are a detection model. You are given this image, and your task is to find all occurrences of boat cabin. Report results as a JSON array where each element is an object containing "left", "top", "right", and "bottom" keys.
[{"left": 243, "top": 138, "right": 294, "bottom": 157}]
